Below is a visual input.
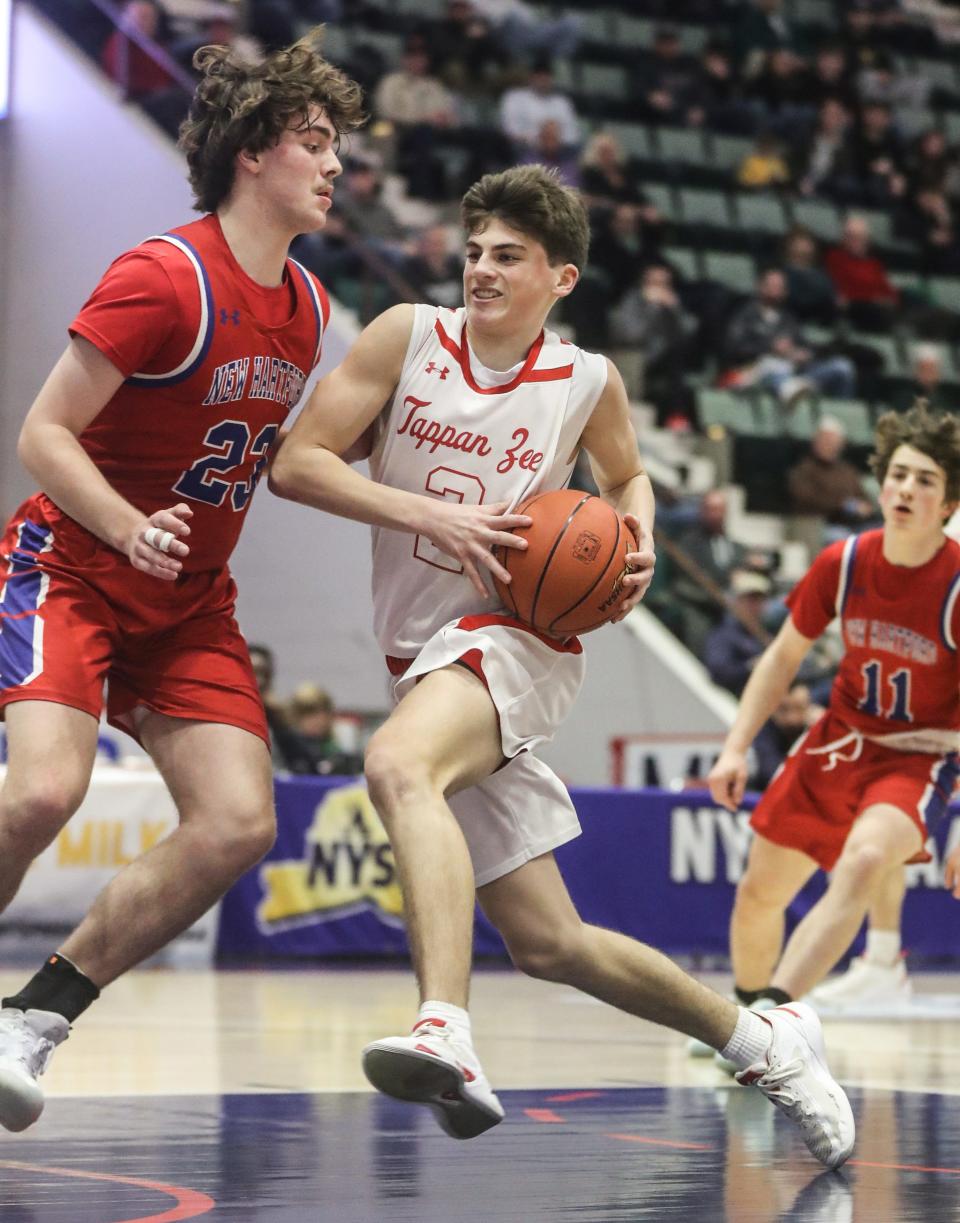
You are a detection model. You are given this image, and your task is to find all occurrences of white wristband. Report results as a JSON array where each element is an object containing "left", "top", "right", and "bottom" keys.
[{"left": 145, "top": 527, "right": 175, "bottom": 553}]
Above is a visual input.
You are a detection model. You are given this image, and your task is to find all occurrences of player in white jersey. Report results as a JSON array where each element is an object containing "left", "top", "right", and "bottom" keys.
[{"left": 271, "top": 166, "right": 854, "bottom": 1168}]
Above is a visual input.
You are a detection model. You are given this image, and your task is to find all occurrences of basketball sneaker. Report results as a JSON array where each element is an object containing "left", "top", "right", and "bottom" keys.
[
  {"left": 0, "top": 1007, "right": 69, "bottom": 1132},
  {"left": 714, "top": 995, "right": 781, "bottom": 1074},
  {"left": 362, "top": 1017, "right": 504, "bottom": 1139},
  {"left": 736, "top": 1002, "right": 855, "bottom": 1169},
  {"left": 808, "top": 956, "right": 911, "bottom": 1012}
]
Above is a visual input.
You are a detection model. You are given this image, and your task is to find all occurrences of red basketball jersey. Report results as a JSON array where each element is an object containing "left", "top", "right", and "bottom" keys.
[
  {"left": 788, "top": 529, "right": 960, "bottom": 739},
  {"left": 69, "top": 214, "right": 328, "bottom": 571}
]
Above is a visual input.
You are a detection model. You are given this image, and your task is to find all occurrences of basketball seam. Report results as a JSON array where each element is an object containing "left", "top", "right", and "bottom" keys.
[
  {"left": 496, "top": 492, "right": 552, "bottom": 617},
  {"left": 548, "top": 505, "right": 626, "bottom": 634},
  {"left": 529, "top": 494, "right": 593, "bottom": 627}
]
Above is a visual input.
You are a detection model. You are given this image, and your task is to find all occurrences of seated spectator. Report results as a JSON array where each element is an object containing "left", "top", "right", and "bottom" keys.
[
  {"left": 704, "top": 569, "right": 772, "bottom": 697},
  {"left": 781, "top": 226, "right": 838, "bottom": 324},
  {"left": 608, "top": 263, "right": 693, "bottom": 427},
  {"left": 745, "top": 48, "right": 816, "bottom": 140},
  {"left": 848, "top": 101, "right": 907, "bottom": 206},
  {"left": 670, "top": 489, "right": 745, "bottom": 656},
  {"left": 904, "top": 128, "right": 960, "bottom": 198},
  {"left": 588, "top": 203, "right": 656, "bottom": 303},
  {"left": 689, "top": 38, "right": 757, "bottom": 134},
  {"left": 431, "top": 0, "right": 507, "bottom": 99},
  {"left": 720, "top": 268, "right": 857, "bottom": 404},
  {"left": 857, "top": 47, "right": 931, "bottom": 112},
  {"left": 824, "top": 214, "right": 900, "bottom": 331},
  {"left": 401, "top": 225, "right": 462, "bottom": 309},
  {"left": 470, "top": 0, "right": 582, "bottom": 61},
  {"left": 579, "top": 131, "right": 649, "bottom": 209},
  {"left": 795, "top": 97, "right": 857, "bottom": 198},
  {"left": 786, "top": 417, "right": 876, "bottom": 535},
  {"left": 374, "top": 35, "right": 459, "bottom": 200},
  {"left": 499, "top": 58, "right": 580, "bottom": 161},
  {"left": 749, "top": 682, "right": 820, "bottom": 790},
  {"left": 634, "top": 25, "right": 704, "bottom": 126},
  {"left": 733, "top": 0, "right": 803, "bottom": 77},
  {"left": 806, "top": 40, "right": 858, "bottom": 112},
  {"left": 888, "top": 346, "right": 960, "bottom": 413},
  {"left": 900, "top": 187, "right": 960, "bottom": 273},
  {"left": 101, "top": 0, "right": 176, "bottom": 98},
  {"left": 520, "top": 119, "right": 581, "bottom": 187},
  {"left": 736, "top": 130, "right": 791, "bottom": 189},
  {"left": 285, "top": 684, "right": 364, "bottom": 777}
]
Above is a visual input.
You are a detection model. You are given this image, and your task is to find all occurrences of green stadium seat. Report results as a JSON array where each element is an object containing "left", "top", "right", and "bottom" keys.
[
  {"left": 945, "top": 113, "right": 960, "bottom": 143},
  {"left": 662, "top": 247, "right": 701, "bottom": 280},
  {"left": 791, "top": 198, "right": 843, "bottom": 241},
  {"left": 783, "top": 397, "right": 817, "bottom": 439},
  {"left": 852, "top": 332, "right": 908, "bottom": 376},
  {"left": 927, "top": 278, "right": 960, "bottom": 311},
  {"left": 605, "top": 121, "right": 653, "bottom": 160},
  {"left": 580, "top": 62, "right": 628, "bottom": 99},
  {"left": 612, "top": 14, "right": 655, "bottom": 47},
  {"left": 735, "top": 192, "right": 789, "bottom": 235},
  {"left": 643, "top": 182, "right": 674, "bottom": 216},
  {"left": 678, "top": 188, "right": 732, "bottom": 228},
  {"left": 711, "top": 134, "right": 755, "bottom": 171},
  {"left": 822, "top": 399, "right": 875, "bottom": 447},
  {"left": 698, "top": 389, "right": 757, "bottom": 435},
  {"left": 657, "top": 127, "right": 709, "bottom": 165},
  {"left": 703, "top": 251, "right": 756, "bottom": 293}
]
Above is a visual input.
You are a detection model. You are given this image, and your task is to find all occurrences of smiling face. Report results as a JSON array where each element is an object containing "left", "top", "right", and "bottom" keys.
[
  {"left": 878, "top": 444, "right": 952, "bottom": 537},
  {"left": 242, "top": 106, "right": 342, "bottom": 237},
  {"left": 463, "top": 218, "right": 578, "bottom": 335}
]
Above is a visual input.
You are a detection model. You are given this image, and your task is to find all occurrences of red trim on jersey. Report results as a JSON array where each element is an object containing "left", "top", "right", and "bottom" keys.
[
  {"left": 457, "top": 613, "right": 583, "bottom": 654},
  {"left": 386, "top": 655, "right": 414, "bottom": 676},
  {"left": 433, "top": 319, "right": 573, "bottom": 394}
]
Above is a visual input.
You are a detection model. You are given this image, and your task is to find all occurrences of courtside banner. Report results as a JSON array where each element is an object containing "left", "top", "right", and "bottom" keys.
[{"left": 217, "top": 779, "right": 960, "bottom": 960}]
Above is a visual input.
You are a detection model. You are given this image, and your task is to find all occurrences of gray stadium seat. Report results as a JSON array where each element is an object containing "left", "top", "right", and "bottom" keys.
[
  {"left": 735, "top": 192, "right": 789, "bottom": 235},
  {"left": 605, "top": 121, "right": 652, "bottom": 160},
  {"left": 711, "top": 135, "right": 755, "bottom": 171},
  {"left": 703, "top": 251, "right": 756, "bottom": 293},
  {"left": 657, "top": 127, "right": 709, "bottom": 165},
  {"left": 678, "top": 188, "right": 732, "bottom": 228},
  {"left": 580, "top": 62, "right": 628, "bottom": 100},
  {"left": 791, "top": 198, "right": 843, "bottom": 241},
  {"left": 927, "top": 278, "right": 960, "bottom": 312},
  {"left": 611, "top": 14, "right": 655, "bottom": 47},
  {"left": 662, "top": 247, "right": 701, "bottom": 280}
]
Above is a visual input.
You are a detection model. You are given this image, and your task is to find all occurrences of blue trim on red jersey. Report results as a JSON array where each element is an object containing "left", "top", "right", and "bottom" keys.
[
  {"left": 940, "top": 572, "right": 960, "bottom": 653},
  {"left": 127, "top": 233, "right": 216, "bottom": 389},
  {"left": 288, "top": 259, "right": 324, "bottom": 370},
  {"left": 836, "top": 534, "right": 859, "bottom": 619},
  {"left": 921, "top": 752, "right": 960, "bottom": 828}
]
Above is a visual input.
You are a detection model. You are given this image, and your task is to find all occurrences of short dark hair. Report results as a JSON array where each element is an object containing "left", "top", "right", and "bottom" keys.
[
  {"left": 179, "top": 26, "right": 365, "bottom": 213},
  {"left": 460, "top": 164, "right": 589, "bottom": 271},
  {"left": 871, "top": 401, "right": 960, "bottom": 503}
]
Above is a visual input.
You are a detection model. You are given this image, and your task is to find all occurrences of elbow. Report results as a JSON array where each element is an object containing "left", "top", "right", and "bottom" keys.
[
  {"left": 267, "top": 456, "right": 294, "bottom": 501},
  {"left": 16, "top": 424, "right": 40, "bottom": 482}
]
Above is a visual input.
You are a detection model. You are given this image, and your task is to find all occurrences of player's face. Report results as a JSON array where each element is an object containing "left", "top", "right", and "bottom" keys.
[
  {"left": 255, "top": 107, "right": 342, "bottom": 235},
  {"left": 463, "top": 219, "right": 577, "bottom": 332},
  {"left": 879, "top": 443, "right": 951, "bottom": 535}
]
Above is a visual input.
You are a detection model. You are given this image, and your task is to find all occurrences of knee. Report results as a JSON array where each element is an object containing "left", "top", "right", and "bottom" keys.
[
  {"left": 833, "top": 841, "right": 888, "bottom": 889},
  {"left": 503, "top": 924, "right": 584, "bottom": 983},
  {"left": 0, "top": 781, "right": 85, "bottom": 856},
  {"left": 364, "top": 733, "right": 432, "bottom": 816},
  {"left": 735, "top": 870, "right": 787, "bottom": 913},
  {"left": 211, "top": 804, "right": 276, "bottom": 875}
]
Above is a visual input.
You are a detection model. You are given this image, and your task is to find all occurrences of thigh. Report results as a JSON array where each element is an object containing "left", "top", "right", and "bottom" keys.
[
  {"left": 740, "top": 832, "right": 819, "bottom": 905},
  {"left": 1, "top": 701, "right": 99, "bottom": 807},
  {"left": 859, "top": 750, "right": 959, "bottom": 856},
  {"left": 378, "top": 664, "right": 504, "bottom": 794},
  {"left": 108, "top": 571, "right": 268, "bottom": 749},
  {"left": 477, "top": 851, "right": 582, "bottom": 948},
  {"left": 139, "top": 713, "right": 274, "bottom": 830},
  {"left": 841, "top": 802, "right": 924, "bottom": 867}
]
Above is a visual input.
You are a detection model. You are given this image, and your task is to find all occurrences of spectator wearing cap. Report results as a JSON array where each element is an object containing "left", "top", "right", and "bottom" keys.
[
  {"left": 499, "top": 58, "right": 580, "bottom": 160},
  {"left": 786, "top": 417, "right": 876, "bottom": 537},
  {"left": 704, "top": 569, "right": 773, "bottom": 696}
]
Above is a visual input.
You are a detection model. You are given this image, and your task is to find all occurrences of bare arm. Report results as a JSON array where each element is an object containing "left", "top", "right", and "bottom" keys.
[
  {"left": 707, "top": 617, "right": 816, "bottom": 811},
  {"left": 17, "top": 336, "right": 191, "bottom": 580},
  {"left": 579, "top": 359, "right": 656, "bottom": 620},
  {"left": 269, "top": 304, "right": 531, "bottom": 596}
]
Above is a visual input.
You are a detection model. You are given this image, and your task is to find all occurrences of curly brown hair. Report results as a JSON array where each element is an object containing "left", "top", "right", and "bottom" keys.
[
  {"left": 179, "top": 26, "right": 365, "bottom": 214},
  {"left": 460, "top": 164, "right": 589, "bottom": 271},
  {"left": 870, "top": 400, "right": 960, "bottom": 503}
]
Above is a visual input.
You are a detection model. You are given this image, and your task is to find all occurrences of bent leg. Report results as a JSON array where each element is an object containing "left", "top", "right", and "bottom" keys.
[
  {"left": 730, "top": 835, "right": 819, "bottom": 993},
  {"left": 0, "top": 701, "right": 99, "bottom": 912},
  {"left": 61, "top": 715, "right": 275, "bottom": 985},
  {"left": 479, "top": 853, "right": 740, "bottom": 1049},
  {"left": 364, "top": 666, "right": 504, "bottom": 1007},
  {"left": 773, "top": 803, "right": 921, "bottom": 999}
]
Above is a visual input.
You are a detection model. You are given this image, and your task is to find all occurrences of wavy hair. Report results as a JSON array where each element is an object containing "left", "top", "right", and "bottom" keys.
[
  {"left": 179, "top": 26, "right": 365, "bottom": 213},
  {"left": 871, "top": 400, "right": 960, "bottom": 503},
  {"left": 460, "top": 165, "right": 589, "bottom": 271}
]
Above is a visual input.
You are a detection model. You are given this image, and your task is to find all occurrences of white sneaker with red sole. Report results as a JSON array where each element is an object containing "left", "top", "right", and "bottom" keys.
[
  {"left": 736, "top": 1002, "right": 855, "bottom": 1170},
  {"left": 362, "top": 1017, "right": 504, "bottom": 1139}
]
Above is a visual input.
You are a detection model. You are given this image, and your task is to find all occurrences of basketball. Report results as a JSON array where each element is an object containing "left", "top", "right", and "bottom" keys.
[{"left": 493, "top": 489, "right": 633, "bottom": 636}]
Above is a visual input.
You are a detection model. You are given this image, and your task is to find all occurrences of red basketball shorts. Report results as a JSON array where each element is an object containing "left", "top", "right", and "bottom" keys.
[
  {"left": 751, "top": 711, "right": 960, "bottom": 870},
  {"left": 0, "top": 495, "right": 268, "bottom": 746}
]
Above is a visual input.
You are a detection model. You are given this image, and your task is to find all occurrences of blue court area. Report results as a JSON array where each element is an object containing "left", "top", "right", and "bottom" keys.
[{"left": 1, "top": 1085, "right": 958, "bottom": 1222}]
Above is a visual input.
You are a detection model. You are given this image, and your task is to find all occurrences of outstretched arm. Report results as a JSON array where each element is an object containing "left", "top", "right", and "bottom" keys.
[
  {"left": 269, "top": 304, "right": 530, "bottom": 597},
  {"left": 708, "top": 618, "right": 816, "bottom": 811},
  {"left": 18, "top": 336, "right": 191, "bottom": 580},
  {"left": 579, "top": 359, "right": 656, "bottom": 621}
]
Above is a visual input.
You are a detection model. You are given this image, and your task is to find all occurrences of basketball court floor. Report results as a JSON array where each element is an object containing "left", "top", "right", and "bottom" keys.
[{"left": 1, "top": 965, "right": 958, "bottom": 1222}]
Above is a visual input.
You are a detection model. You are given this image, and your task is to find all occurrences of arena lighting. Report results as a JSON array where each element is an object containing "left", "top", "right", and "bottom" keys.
[{"left": 0, "top": 0, "right": 9, "bottom": 119}]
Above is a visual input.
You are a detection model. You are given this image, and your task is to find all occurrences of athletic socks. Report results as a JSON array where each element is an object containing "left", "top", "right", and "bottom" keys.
[
  {"left": 865, "top": 928, "right": 901, "bottom": 967},
  {"left": 719, "top": 1006, "right": 774, "bottom": 1071},
  {"left": 417, "top": 999, "right": 472, "bottom": 1041},
  {"left": 2, "top": 953, "right": 100, "bottom": 1024}
]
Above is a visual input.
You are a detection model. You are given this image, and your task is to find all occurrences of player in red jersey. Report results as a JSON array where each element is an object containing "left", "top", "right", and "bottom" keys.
[
  {"left": 708, "top": 403, "right": 960, "bottom": 1045},
  {"left": 0, "top": 30, "right": 365, "bottom": 1131}
]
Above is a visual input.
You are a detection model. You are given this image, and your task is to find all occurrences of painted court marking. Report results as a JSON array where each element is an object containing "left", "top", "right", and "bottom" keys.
[{"left": 0, "top": 1159, "right": 215, "bottom": 1223}]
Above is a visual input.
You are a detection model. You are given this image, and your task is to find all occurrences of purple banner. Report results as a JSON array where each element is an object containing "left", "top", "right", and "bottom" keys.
[{"left": 216, "top": 778, "right": 960, "bottom": 961}]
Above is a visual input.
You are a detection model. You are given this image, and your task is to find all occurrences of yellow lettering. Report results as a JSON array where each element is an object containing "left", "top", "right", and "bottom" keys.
[{"left": 58, "top": 824, "right": 93, "bottom": 867}]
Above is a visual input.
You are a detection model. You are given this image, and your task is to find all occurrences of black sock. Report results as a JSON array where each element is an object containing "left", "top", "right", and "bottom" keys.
[
  {"left": 2, "top": 953, "right": 100, "bottom": 1024},
  {"left": 734, "top": 986, "right": 761, "bottom": 1006},
  {"left": 757, "top": 987, "right": 792, "bottom": 1006}
]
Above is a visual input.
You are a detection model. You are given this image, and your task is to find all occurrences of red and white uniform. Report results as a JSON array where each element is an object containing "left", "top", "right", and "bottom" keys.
[
  {"left": 752, "top": 529, "right": 960, "bottom": 868},
  {"left": 0, "top": 214, "right": 328, "bottom": 743},
  {"left": 371, "top": 305, "right": 608, "bottom": 885}
]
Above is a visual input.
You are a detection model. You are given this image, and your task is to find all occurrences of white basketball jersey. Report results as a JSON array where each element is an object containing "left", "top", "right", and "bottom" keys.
[{"left": 369, "top": 304, "right": 609, "bottom": 656}]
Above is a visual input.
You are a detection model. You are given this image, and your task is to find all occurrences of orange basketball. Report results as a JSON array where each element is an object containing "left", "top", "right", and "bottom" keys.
[{"left": 493, "top": 489, "right": 633, "bottom": 636}]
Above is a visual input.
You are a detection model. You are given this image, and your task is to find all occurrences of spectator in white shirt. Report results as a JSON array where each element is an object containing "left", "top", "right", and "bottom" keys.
[{"left": 499, "top": 59, "right": 580, "bottom": 159}]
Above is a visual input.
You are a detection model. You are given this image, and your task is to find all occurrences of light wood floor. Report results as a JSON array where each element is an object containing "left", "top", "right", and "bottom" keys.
[{"left": 3, "top": 966, "right": 957, "bottom": 1102}]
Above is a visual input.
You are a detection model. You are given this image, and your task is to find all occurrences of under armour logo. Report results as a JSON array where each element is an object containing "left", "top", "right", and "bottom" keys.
[
  {"left": 219, "top": 308, "right": 241, "bottom": 326},
  {"left": 424, "top": 361, "right": 449, "bottom": 379}
]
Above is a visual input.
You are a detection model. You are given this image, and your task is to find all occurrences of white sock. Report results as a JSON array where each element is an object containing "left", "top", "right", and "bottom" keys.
[
  {"left": 864, "top": 929, "right": 901, "bottom": 967},
  {"left": 720, "top": 1007, "right": 773, "bottom": 1071},
  {"left": 416, "top": 1000, "right": 472, "bottom": 1043}
]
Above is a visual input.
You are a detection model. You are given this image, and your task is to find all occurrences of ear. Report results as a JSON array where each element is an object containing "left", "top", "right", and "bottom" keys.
[
  {"left": 237, "top": 147, "right": 261, "bottom": 176},
  {"left": 943, "top": 500, "right": 958, "bottom": 523},
  {"left": 553, "top": 262, "right": 580, "bottom": 299}
]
